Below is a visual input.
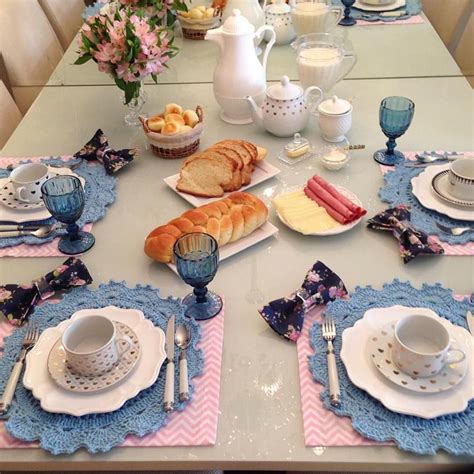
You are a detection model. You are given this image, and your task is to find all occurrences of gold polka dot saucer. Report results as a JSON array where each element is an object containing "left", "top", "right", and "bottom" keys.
[
  {"left": 368, "top": 323, "right": 467, "bottom": 394},
  {"left": 47, "top": 321, "right": 140, "bottom": 394}
]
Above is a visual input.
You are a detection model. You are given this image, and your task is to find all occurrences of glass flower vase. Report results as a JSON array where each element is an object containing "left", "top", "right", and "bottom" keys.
[{"left": 122, "top": 82, "right": 146, "bottom": 126}]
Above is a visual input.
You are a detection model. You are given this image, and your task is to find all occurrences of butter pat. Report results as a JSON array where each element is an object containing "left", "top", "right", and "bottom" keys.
[{"left": 286, "top": 143, "right": 309, "bottom": 158}]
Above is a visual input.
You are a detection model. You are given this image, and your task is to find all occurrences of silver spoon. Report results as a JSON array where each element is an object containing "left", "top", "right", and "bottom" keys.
[
  {"left": 175, "top": 324, "right": 191, "bottom": 402},
  {"left": 416, "top": 152, "right": 463, "bottom": 164},
  {"left": 436, "top": 222, "right": 474, "bottom": 236},
  {"left": 0, "top": 224, "right": 57, "bottom": 239}
]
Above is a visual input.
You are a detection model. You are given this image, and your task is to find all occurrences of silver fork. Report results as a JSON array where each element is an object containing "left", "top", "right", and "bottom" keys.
[
  {"left": 0, "top": 326, "right": 39, "bottom": 414},
  {"left": 321, "top": 314, "right": 341, "bottom": 407},
  {"left": 436, "top": 222, "right": 474, "bottom": 236}
]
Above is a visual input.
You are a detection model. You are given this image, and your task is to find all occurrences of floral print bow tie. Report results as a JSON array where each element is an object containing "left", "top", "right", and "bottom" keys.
[
  {"left": 258, "top": 261, "right": 348, "bottom": 342},
  {"left": 367, "top": 205, "right": 444, "bottom": 264},
  {"left": 74, "top": 129, "right": 137, "bottom": 174},
  {"left": 0, "top": 257, "right": 92, "bottom": 326}
]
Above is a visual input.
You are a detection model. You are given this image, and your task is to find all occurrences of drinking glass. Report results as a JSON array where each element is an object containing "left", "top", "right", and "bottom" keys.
[
  {"left": 174, "top": 233, "right": 222, "bottom": 321},
  {"left": 339, "top": 0, "right": 356, "bottom": 26},
  {"left": 41, "top": 176, "right": 95, "bottom": 255},
  {"left": 373, "top": 96, "right": 415, "bottom": 166}
]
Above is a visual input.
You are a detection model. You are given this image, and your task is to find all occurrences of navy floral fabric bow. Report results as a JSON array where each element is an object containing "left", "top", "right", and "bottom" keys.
[
  {"left": 74, "top": 129, "right": 137, "bottom": 175},
  {"left": 0, "top": 257, "right": 92, "bottom": 326},
  {"left": 258, "top": 261, "right": 348, "bottom": 342},
  {"left": 367, "top": 205, "right": 444, "bottom": 264}
]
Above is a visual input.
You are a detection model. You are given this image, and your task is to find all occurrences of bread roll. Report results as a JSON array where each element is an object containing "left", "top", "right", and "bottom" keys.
[
  {"left": 183, "top": 110, "right": 199, "bottom": 127},
  {"left": 165, "top": 113, "right": 185, "bottom": 126},
  {"left": 164, "top": 103, "right": 183, "bottom": 115},
  {"left": 179, "top": 125, "right": 193, "bottom": 134},
  {"left": 144, "top": 192, "right": 269, "bottom": 263},
  {"left": 148, "top": 116, "right": 165, "bottom": 132},
  {"left": 161, "top": 122, "right": 181, "bottom": 136}
]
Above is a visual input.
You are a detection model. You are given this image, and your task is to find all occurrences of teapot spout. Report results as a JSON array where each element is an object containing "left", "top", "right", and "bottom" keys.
[
  {"left": 245, "top": 95, "right": 263, "bottom": 127},
  {"left": 204, "top": 28, "right": 224, "bottom": 52}
]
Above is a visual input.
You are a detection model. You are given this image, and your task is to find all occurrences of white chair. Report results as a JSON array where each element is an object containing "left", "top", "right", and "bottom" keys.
[
  {"left": 0, "top": 80, "right": 22, "bottom": 150},
  {"left": 39, "top": 0, "right": 84, "bottom": 50}
]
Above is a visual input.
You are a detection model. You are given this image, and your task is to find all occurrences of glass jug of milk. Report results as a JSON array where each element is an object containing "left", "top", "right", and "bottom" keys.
[{"left": 291, "top": 0, "right": 343, "bottom": 36}]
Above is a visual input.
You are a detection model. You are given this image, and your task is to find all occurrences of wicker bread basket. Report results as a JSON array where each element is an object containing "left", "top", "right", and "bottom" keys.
[
  {"left": 140, "top": 106, "right": 204, "bottom": 159},
  {"left": 178, "top": 8, "right": 222, "bottom": 40}
]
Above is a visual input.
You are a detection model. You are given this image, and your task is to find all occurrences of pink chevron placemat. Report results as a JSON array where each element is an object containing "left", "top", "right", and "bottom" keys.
[
  {"left": 0, "top": 301, "right": 225, "bottom": 449},
  {"left": 379, "top": 151, "right": 474, "bottom": 256},
  {"left": 357, "top": 15, "right": 424, "bottom": 25},
  {"left": 0, "top": 156, "right": 93, "bottom": 258}
]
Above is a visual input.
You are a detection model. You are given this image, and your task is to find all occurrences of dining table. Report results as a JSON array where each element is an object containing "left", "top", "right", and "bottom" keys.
[{"left": 0, "top": 9, "right": 473, "bottom": 473}]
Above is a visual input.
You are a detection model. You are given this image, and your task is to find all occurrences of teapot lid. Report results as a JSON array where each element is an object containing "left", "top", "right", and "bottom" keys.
[
  {"left": 318, "top": 95, "right": 352, "bottom": 115},
  {"left": 222, "top": 9, "right": 255, "bottom": 35},
  {"left": 266, "top": 0, "right": 291, "bottom": 14},
  {"left": 267, "top": 76, "right": 302, "bottom": 100}
]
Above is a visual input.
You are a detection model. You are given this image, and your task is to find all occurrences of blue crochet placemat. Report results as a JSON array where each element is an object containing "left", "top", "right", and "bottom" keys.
[
  {"left": 0, "top": 157, "right": 116, "bottom": 248},
  {"left": 379, "top": 162, "right": 473, "bottom": 244},
  {"left": 0, "top": 281, "right": 203, "bottom": 454},
  {"left": 332, "top": 0, "right": 422, "bottom": 22},
  {"left": 308, "top": 280, "right": 474, "bottom": 456}
]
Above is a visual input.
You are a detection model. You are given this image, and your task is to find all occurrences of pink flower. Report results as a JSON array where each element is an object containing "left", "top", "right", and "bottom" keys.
[{"left": 0, "top": 289, "right": 12, "bottom": 302}]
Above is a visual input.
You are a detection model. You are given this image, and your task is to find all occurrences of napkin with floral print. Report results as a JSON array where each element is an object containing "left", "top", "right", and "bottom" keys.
[
  {"left": 367, "top": 205, "right": 444, "bottom": 263},
  {"left": 258, "top": 261, "right": 347, "bottom": 341},
  {"left": 0, "top": 257, "right": 92, "bottom": 326}
]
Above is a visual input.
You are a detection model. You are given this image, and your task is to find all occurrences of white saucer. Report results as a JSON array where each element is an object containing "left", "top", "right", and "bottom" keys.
[
  {"left": 411, "top": 164, "right": 474, "bottom": 222},
  {"left": 0, "top": 166, "right": 85, "bottom": 223},
  {"left": 368, "top": 322, "right": 467, "bottom": 394},
  {"left": 24, "top": 306, "right": 166, "bottom": 416},
  {"left": 47, "top": 321, "right": 141, "bottom": 394},
  {"left": 354, "top": 0, "right": 405, "bottom": 12},
  {"left": 340, "top": 305, "right": 473, "bottom": 419},
  {"left": 0, "top": 180, "right": 46, "bottom": 210},
  {"left": 276, "top": 185, "right": 364, "bottom": 236},
  {"left": 431, "top": 170, "right": 474, "bottom": 208}
]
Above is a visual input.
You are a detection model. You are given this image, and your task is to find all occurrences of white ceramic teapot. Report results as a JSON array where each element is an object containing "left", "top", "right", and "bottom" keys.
[
  {"left": 205, "top": 10, "right": 276, "bottom": 124},
  {"left": 263, "top": 0, "right": 296, "bottom": 46},
  {"left": 246, "top": 75, "right": 322, "bottom": 137}
]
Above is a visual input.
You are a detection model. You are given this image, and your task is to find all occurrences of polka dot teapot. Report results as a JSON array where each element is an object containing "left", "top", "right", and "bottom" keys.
[
  {"left": 246, "top": 75, "right": 322, "bottom": 137},
  {"left": 263, "top": 0, "right": 296, "bottom": 45}
]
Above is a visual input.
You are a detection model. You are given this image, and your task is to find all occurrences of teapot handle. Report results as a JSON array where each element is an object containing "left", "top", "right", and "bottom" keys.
[{"left": 255, "top": 25, "right": 276, "bottom": 76}]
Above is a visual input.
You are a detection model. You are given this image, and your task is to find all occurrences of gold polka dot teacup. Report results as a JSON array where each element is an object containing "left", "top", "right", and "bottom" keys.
[
  {"left": 62, "top": 315, "right": 132, "bottom": 376},
  {"left": 392, "top": 314, "right": 466, "bottom": 378}
]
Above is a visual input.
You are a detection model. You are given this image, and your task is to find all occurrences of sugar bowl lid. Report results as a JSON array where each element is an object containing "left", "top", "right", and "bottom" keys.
[
  {"left": 318, "top": 95, "right": 352, "bottom": 115},
  {"left": 266, "top": 0, "right": 291, "bottom": 14},
  {"left": 222, "top": 9, "right": 255, "bottom": 35},
  {"left": 267, "top": 76, "right": 303, "bottom": 101}
]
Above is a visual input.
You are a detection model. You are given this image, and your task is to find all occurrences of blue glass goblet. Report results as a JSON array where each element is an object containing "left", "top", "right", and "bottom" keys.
[
  {"left": 339, "top": 0, "right": 356, "bottom": 26},
  {"left": 373, "top": 96, "right": 415, "bottom": 166},
  {"left": 174, "top": 233, "right": 222, "bottom": 321},
  {"left": 41, "top": 176, "right": 95, "bottom": 255}
]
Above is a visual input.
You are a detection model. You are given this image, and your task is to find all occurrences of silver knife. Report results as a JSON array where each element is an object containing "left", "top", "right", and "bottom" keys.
[
  {"left": 163, "top": 315, "right": 175, "bottom": 412},
  {"left": 467, "top": 311, "right": 474, "bottom": 336},
  {"left": 0, "top": 225, "right": 41, "bottom": 232}
]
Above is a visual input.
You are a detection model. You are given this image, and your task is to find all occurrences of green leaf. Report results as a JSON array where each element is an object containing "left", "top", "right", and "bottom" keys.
[
  {"left": 81, "top": 32, "right": 94, "bottom": 50},
  {"left": 114, "top": 77, "right": 127, "bottom": 91},
  {"left": 151, "top": 73, "right": 158, "bottom": 84},
  {"left": 74, "top": 53, "right": 92, "bottom": 65}
]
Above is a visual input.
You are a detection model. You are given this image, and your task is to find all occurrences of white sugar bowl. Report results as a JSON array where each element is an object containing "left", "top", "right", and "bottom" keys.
[{"left": 317, "top": 95, "right": 352, "bottom": 143}]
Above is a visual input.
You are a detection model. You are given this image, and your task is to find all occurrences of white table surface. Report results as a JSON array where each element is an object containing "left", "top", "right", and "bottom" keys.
[
  {"left": 46, "top": 18, "right": 462, "bottom": 87},
  {"left": 0, "top": 77, "right": 473, "bottom": 471}
]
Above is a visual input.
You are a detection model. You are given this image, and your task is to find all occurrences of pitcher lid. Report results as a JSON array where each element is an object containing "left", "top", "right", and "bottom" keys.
[
  {"left": 266, "top": 0, "right": 291, "bottom": 14},
  {"left": 318, "top": 95, "right": 352, "bottom": 115},
  {"left": 267, "top": 76, "right": 302, "bottom": 101},
  {"left": 222, "top": 9, "right": 255, "bottom": 35}
]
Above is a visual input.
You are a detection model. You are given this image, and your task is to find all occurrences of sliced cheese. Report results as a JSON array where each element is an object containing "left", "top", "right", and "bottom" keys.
[{"left": 273, "top": 189, "right": 338, "bottom": 234}]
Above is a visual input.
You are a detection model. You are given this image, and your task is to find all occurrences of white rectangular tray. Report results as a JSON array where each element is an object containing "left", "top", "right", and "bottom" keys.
[{"left": 163, "top": 161, "right": 281, "bottom": 207}]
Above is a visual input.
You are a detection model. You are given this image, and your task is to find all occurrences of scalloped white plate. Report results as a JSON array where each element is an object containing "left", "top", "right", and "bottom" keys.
[
  {"left": 354, "top": 0, "right": 405, "bottom": 12},
  {"left": 340, "top": 306, "right": 473, "bottom": 419},
  {"left": 23, "top": 306, "right": 166, "bottom": 416}
]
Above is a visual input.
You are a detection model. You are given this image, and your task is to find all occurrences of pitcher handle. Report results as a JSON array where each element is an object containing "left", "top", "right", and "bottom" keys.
[
  {"left": 304, "top": 86, "right": 323, "bottom": 114},
  {"left": 329, "top": 6, "right": 344, "bottom": 29},
  {"left": 256, "top": 25, "right": 276, "bottom": 75},
  {"left": 334, "top": 51, "right": 357, "bottom": 85}
]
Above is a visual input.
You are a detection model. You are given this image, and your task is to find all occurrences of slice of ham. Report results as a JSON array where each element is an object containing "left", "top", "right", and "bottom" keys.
[
  {"left": 311, "top": 176, "right": 367, "bottom": 218},
  {"left": 304, "top": 186, "right": 348, "bottom": 224}
]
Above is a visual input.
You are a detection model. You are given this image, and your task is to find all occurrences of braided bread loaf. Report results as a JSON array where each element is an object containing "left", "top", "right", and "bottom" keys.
[{"left": 145, "top": 192, "right": 268, "bottom": 263}]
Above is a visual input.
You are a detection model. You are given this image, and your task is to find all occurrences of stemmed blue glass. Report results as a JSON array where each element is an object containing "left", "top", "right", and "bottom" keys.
[
  {"left": 339, "top": 0, "right": 356, "bottom": 26},
  {"left": 174, "top": 232, "right": 222, "bottom": 321},
  {"left": 373, "top": 96, "right": 415, "bottom": 166},
  {"left": 41, "top": 176, "right": 95, "bottom": 255}
]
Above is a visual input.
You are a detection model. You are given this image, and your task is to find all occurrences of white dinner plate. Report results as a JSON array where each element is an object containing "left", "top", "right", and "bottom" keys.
[
  {"left": 340, "top": 306, "right": 473, "bottom": 419},
  {"left": 24, "top": 306, "right": 166, "bottom": 416},
  {"left": 167, "top": 221, "right": 278, "bottom": 274},
  {"left": 163, "top": 160, "right": 281, "bottom": 207},
  {"left": 353, "top": 0, "right": 405, "bottom": 12},
  {"left": 275, "top": 185, "right": 364, "bottom": 236},
  {"left": 0, "top": 167, "right": 85, "bottom": 224},
  {"left": 411, "top": 164, "right": 474, "bottom": 221}
]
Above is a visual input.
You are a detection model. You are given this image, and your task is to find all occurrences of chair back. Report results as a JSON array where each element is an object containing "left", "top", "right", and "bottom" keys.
[{"left": 0, "top": 80, "right": 22, "bottom": 149}]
